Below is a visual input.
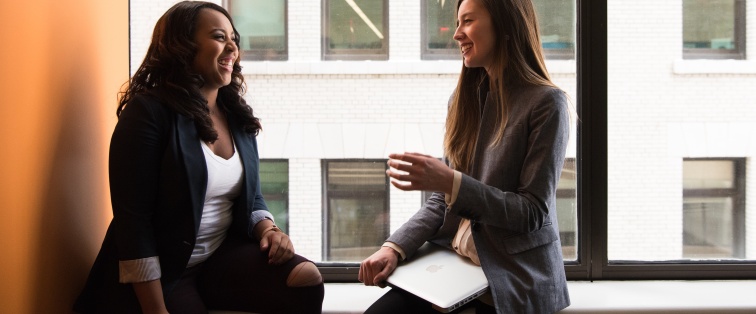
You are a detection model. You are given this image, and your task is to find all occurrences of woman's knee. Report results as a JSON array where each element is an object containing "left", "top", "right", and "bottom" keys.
[{"left": 286, "top": 261, "right": 323, "bottom": 287}]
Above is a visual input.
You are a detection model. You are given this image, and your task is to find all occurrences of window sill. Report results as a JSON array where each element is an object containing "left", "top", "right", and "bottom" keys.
[
  {"left": 673, "top": 59, "right": 756, "bottom": 74},
  {"left": 240, "top": 60, "right": 576, "bottom": 75},
  {"left": 210, "top": 280, "right": 756, "bottom": 314}
]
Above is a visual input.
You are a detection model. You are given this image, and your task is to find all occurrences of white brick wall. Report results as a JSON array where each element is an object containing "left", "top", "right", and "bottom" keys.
[
  {"left": 129, "top": 0, "right": 755, "bottom": 262},
  {"left": 388, "top": 0, "right": 420, "bottom": 60},
  {"left": 287, "top": 158, "right": 323, "bottom": 260}
]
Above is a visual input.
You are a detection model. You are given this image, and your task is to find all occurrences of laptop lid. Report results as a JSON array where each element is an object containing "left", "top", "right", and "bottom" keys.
[{"left": 386, "top": 242, "right": 489, "bottom": 313}]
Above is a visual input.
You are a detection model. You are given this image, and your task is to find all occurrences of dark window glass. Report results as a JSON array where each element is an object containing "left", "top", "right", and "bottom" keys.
[
  {"left": 533, "top": 0, "right": 575, "bottom": 59},
  {"left": 683, "top": 158, "right": 746, "bottom": 259},
  {"left": 422, "top": 0, "right": 458, "bottom": 59},
  {"left": 228, "top": 0, "right": 288, "bottom": 60},
  {"left": 557, "top": 158, "right": 577, "bottom": 261},
  {"left": 323, "top": 160, "right": 389, "bottom": 261},
  {"left": 323, "top": 0, "right": 388, "bottom": 60},
  {"left": 260, "top": 159, "right": 289, "bottom": 233},
  {"left": 683, "top": 0, "right": 745, "bottom": 59}
]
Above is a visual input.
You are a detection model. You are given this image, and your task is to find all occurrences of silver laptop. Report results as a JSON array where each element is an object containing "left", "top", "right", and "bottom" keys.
[{"left": 386, "top": 241, "right": 489, "bottom": 313}]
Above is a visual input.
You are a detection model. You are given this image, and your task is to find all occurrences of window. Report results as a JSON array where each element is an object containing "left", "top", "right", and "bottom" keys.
[
  {"left": 532, "top": 0, "right": 575, "bottom": 59},
  {"left": 227, "top": 0, "right": 287, "bottom": 60},
  {"left": 421, "top": 0, "right": 575, "bottom": 59},
  {"left": 604, "top": 0, "right": 755, "bottom": 279},
  {"left": 421, "top": 0, "right": 458, "bottom": 60},
  {"left": 323, "top": 160, "right": 389, "bottom": 262},
  {"left": 421, "top": 190, "right": 435, "bottom": 205},
  {"left": 322, "top": 0, "right": 388, "bottom": 60},
  {"left": 683, "top": 158, "right": 745, "bottom": 259},
  {"left": 260, "top": 159, "right": 289, "bottom": 233},
  {"left": 683, "top": 0, "right": 745, "bottom": 60},
  {"left": 129, "top": 0, "right": 756, "bottom": 282}
]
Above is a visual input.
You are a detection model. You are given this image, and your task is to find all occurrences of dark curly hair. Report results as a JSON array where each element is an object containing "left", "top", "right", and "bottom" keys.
[{"left": 118, "top": 0, "right": 261, "bottom": 141}]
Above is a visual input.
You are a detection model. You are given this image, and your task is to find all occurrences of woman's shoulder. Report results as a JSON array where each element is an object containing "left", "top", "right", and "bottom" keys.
[
  {"left": 519, "top": 84, "right": 565, "bottom": 99},
  {"left": 121, "top": 92, "right": 176, "bottom": 121},
  {"left": 515, "top": 84, "right": 568, "bottom": 111}
]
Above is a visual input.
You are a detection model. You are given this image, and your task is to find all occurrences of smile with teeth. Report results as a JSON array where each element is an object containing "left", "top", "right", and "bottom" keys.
[
  {"left": 218, "top": 58, "right": 234, "bottom": 70},
  {"left": 460, "top": 44, "right": 472, "bottom": 54}
]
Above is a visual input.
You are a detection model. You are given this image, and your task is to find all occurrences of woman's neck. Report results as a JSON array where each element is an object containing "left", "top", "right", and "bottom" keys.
[{"left": 200, "top": 87, "right": 219, "bottom": 108}]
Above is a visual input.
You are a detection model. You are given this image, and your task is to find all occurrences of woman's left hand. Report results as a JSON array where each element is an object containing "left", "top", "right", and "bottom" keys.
[
  {"left": 259, "top": 226, "right": 295, "bottom": 265},
  {"left": 386, "top": 152, "right": 454, "bottom": 194}
]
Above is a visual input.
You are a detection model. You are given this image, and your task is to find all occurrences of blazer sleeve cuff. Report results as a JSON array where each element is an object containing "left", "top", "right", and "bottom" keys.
[
  {"left": 444, "top": 170, "right": 462, "bottom": 207},
  {"left": 382, "top": 242, "right": 406, "bottom": 261},
  {"left": 250, "top": 210, "right": 275, "bottom": 228},
  {"left": 119, "top": 256, "right": 161, "bottom": 283}
]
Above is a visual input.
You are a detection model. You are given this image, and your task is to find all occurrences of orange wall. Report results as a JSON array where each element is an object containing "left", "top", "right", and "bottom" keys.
[{"left": 0, "top": 0, "right": 128, "bottom": 312}]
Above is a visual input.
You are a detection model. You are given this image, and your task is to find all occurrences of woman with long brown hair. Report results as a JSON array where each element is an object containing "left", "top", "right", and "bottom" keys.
[{"left": 360, "top": 0, "right": 571, "bottom": 312}]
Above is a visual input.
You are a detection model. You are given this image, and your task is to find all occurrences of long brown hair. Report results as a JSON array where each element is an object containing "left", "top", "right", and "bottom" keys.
[
  {"left": 118, "top": 1, "right": 261, "bottom": 141},
  {"left": 445, "top": 0, "right": 556, "bottom": 173}
]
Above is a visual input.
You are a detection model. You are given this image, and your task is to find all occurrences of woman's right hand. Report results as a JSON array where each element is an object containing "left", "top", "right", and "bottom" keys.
[{"left": 359, "top": 246, "right": 399, "bottom": 288}]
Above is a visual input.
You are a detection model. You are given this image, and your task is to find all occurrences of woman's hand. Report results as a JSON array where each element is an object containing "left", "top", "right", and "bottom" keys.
[
  {"left": 359, "top": 246, "right": 399, "bottom": 288},
  {"left": 255, "top": 220, "right": 295, "bottom": 265},
  {"left": 386, "top": 152, "right": 454, "bottom": 194}
]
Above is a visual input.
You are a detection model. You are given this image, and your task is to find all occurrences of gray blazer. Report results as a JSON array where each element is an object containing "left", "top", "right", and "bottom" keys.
[{"left": 386, "top": 84, "right": 571, "bottom": 313}]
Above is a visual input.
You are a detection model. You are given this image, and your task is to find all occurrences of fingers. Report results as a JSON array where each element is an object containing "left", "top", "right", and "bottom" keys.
[
  {"left": 359, "top": 248, "right": 398, "bottom": 286},
  {"left": 386, "top": 168, "right": 413, "bottom": 183},
  {"left": 389, "top": 179, "right": 414, "bottom": 191},
  {"left": 261, "top": 232, "right": 294, "bottom": 265},
  {"left": 388, "top": 152, "right": 433, "bottom": 161}
]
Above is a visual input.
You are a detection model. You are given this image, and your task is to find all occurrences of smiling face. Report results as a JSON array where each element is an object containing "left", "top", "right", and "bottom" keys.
[
  {"left": 192, "top": 8, "right": 238, "bottom": 94},
  {"left": 454, "top": 0, "right": 497, "bottom": 73}
]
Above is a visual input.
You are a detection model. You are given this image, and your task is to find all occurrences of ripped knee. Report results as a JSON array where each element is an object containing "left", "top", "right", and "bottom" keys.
[{"left": 286, "top": 261, "right": 323, "bottom": 287}]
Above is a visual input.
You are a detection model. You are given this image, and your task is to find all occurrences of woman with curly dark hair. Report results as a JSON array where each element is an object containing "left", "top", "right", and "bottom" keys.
[{"left": 74, "top": 2, "right": 323, "bottom": 313}]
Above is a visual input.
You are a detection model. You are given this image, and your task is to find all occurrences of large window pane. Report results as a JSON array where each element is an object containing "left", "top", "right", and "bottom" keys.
[
  {"left": 608, "top": 1, "right": 754, "bottom": 262},
  {"left": 683, "top": 0, "right": 745, "bottom": 59},
  {"left": 323, "top": 0, "right": 388, "bottom": 60},
  {"left": 228, "top": 0, "right": 287, "bottom": 60},
  {"left": 323, "top": 160, "right": 389, "bottom": 262}
]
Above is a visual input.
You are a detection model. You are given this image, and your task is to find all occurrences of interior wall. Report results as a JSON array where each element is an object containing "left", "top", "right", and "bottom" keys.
[{"left": 0, "top": 0, "right": 128, "bottom": 312}]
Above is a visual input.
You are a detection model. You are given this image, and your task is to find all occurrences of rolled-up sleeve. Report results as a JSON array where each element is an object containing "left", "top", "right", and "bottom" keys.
[
  {"left": 109, "top": 97, "right": 166, "bottom": 280},
  {"left": 444, "top": 170, "right": 462, "bottom": 207},
  {"left": 119, "top": 256, "right": 162, "bottom": 283}
]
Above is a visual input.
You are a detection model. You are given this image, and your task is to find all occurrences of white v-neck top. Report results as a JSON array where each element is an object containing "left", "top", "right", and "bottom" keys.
[{"left": 187, "top": 140, "right": 244, "bottom": 267}]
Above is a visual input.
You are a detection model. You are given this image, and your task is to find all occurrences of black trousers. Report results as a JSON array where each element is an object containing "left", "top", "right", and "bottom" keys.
[
  {"left": 364, "top": 287, "right": 496, "bottom": 314},
  {"left": 164, "top": 236, "right": 324, "bottom": 314}
]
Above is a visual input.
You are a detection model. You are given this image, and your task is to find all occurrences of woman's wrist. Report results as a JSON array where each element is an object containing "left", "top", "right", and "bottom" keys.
[
  {"left": 259, "top": 224, "right": 281, "bottom": 239},
  {"left": 253, "top": 219, "right": 280, "bottom": 240}
]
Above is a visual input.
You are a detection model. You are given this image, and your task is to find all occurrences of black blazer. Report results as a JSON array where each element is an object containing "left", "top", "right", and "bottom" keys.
[{"left": 74, "top": 93, "right": 268, "bottom": 313}]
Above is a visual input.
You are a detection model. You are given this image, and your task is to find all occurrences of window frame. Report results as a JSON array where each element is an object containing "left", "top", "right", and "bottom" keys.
[
  {"left": 578, "top": 1, "right": 756, "bottom": 280},
  {"left": 224, "top": 0, "right": 289, "bottom": 61},
  {"left": 321, "top": 0, "right": 389, "bottom": 61},
  {"left": 682, "top": 0, "right": 746, "bottom": 60},
  {"left": 319, "top": 0, "right": 756, "bottom": 282}
]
